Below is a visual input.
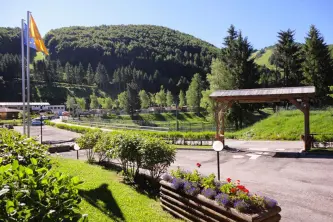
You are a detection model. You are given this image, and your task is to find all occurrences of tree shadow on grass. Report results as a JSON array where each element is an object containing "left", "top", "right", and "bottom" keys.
[
  {"left": 92, "top": 161, "right": 161, "bottom": 200},
  {"left": 79, "top": 183, "right": 124, "bottom": 222}
]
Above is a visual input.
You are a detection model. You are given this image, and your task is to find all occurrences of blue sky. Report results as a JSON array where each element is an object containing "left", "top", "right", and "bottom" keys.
[{"left": 1, "top": 0, "right": 332, "bottom": 49}]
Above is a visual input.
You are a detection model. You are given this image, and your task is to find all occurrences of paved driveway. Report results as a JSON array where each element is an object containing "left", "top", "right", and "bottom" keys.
[{"left": 14, "top": 126, "right": 80, "bottom": 143}]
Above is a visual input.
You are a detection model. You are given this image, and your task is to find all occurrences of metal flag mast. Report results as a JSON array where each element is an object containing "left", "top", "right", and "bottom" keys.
[
  {"left": 21, "top": 19, "right": 26, "bottom": 135},
  {"left": 26, "top": 11, "right": 31, "bottom": 137}
]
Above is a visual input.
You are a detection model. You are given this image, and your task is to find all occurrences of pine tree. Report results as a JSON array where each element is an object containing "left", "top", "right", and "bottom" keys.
[
  {"left": 178, "top": 90, "right": 186, "bottom": 107},
  {"left": 274, "top": 29, "right": 303, "bottom": 86},
  {"left": 186, "top": 73, "right": 203, "bottom": 114},
  {"left": 166, "top": 91, "right": 173, "bottom": 107},
  {"left": 95, "top": 62, "right": 108, "bottom": 88},
  {"left": 55, "top": 60, "right": 63, "bottom": 82},
  {"left": 302, "top": 25, "right": 333, "bottom": 102},
  {"left": 127, "top": 81, "right": 140, "bottom": 116},
  {"left": 64, "top": 62, "right": 72, "bottom": 83},
  {"left": 86, "top": 63, "right": 94, "bottom": 85}
]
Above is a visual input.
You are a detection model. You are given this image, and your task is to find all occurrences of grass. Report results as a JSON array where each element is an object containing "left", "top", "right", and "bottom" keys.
[
  {"left": 174, "top": 145, "right": 212, "bottom": 149},
  {"left": 52, "top": 158, "right": 179, "bottom": 222},
  {"left": 254, "top": 48, "right": 275, "bottom": 69},
  {"left": 308, "top": 148, "right": 333, "bottom": 152},
  {"left": 231, "top": 109, "right": 333, "bottom": 141}
]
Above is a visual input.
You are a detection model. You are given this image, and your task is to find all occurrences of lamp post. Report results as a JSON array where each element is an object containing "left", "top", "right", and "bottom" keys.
[
  {"left": 74, "top": 143, "right": 80, "bottom": 160},
  {"left": 40, "top": 107, "right": 43, "bottom": 144},
  {"left": 212, "top": 140, "right": 224, "bottom": 180}
]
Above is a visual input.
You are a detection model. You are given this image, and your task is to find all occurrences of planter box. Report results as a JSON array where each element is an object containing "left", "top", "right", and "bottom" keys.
[{"left": 160, "top": 180, "right": 281, "bottom": 222}]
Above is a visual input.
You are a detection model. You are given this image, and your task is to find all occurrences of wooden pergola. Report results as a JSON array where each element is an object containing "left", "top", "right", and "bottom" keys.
[{"left": 209, "top": 86, "right": 316, "bottom": 151}]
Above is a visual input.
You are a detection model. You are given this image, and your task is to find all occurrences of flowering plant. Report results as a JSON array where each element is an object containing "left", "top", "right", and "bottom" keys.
[{"left": 163, "top": 166, "right": 278, "bottom": 214}]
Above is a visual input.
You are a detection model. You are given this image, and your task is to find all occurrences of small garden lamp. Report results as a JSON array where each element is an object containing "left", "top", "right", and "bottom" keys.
[
  {"left": 74, "top": 143, "right": 80, "bottom": 160},
  {"left": 212, "top": 140, "right": 224, "bottom": 180}
]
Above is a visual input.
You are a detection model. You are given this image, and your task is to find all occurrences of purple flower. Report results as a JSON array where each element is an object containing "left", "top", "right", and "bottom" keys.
[
  {"left": 171, "top": 178, "right": 184, "bottom": 190},
  {"left": 161, "top": 173, "right": 173, "bottom": 182},
  {"left": 183, "top": 181, "right": 200, "bottom": 196},
  {"left": 215, "top": 193, "right": 230, "bottom": 206},
  {"left": 264, "top": 197, "right": 278, "bottom": 208},
  {"left": 234, "top": 200, "right": 250, "bottom": 213},
  {"left": 201, "top": 188, "right": 217, "bottom": 199}
]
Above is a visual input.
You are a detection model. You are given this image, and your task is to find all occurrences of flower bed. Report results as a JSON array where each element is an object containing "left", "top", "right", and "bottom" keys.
[{"left": 160, "top": 167, "right": 281, "bottom": 222}]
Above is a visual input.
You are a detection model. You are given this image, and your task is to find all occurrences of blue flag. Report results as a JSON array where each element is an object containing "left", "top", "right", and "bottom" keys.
[{"left": 23, "top": 23, "right": 36, "bottom": 50}]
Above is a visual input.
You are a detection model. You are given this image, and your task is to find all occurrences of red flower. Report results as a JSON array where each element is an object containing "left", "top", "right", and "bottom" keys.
[
  {"left": 230, "top": 188, "right": 237, "bottom": 193},
  {"left": 196, "top": 163, "right": 201, "bottom": 168},
  {"left": 227, "top": 178, "right": 231, "bottom": 183},
  {"left": 244, "top": 188, "right": 249, "bottom": 193}
]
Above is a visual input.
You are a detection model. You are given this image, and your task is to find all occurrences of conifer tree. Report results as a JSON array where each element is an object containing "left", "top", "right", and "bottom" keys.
[{"left": 302, "top": 25, "right": 333, "bottom": 102}]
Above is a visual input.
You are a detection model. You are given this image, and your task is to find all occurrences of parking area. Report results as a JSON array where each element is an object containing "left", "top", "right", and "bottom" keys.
[{"left": 14, "top": 125, "right": 80, "bottom": 143}]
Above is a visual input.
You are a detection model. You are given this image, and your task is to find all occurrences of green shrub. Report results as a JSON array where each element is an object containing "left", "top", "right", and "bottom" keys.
[
  {"left": 141, "top": 137, "right": 176, "bottom": 179},
  {"left": 0, "top": 129, "right": 50, "bottom": 168},
  {"left": 0, "top": 159, "right": 87, "bottom": 221},
  {"left": 76, "top": 131, "right": 102, "bottom": 163},
  {"left": 112, "top": 133, "right": 143, "bottom": 180},
  {"left": 93, "top": 133, "right": 117, "bottom": 163}
]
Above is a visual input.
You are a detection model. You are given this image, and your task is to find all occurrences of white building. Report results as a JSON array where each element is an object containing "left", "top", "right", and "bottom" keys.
[{"left": 0, "top": 102, "right": 65, "bottom": 114}]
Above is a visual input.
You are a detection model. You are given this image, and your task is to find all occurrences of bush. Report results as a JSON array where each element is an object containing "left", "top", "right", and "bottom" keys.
[
  {"left": 112, "top": 133, "right": 143, "bottom": 180},
  {"left": 76, "top": 131, "right": 102, "bottom": 163},
  {"left": 93, "top": 133, "right": 117, "bottom": 163},
  {"left": 0, "top": 128, "right": 87, "bottom": 221},
  {"left": 141, "top": 137, "right": 176, "bottom": 179},
  {"left": 0, "top": 129, "right": 50, "bottom": 168},
  {"left": 0, "top": 159, "right": 87, "bottom": 221}
]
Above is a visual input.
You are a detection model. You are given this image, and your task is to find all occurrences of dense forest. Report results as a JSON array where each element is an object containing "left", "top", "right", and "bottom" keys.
[{"left": 0, "top": 24, "right": 333, "bottom": 125}]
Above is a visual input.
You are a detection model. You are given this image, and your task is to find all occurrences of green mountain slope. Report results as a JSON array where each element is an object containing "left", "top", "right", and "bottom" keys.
[
  {"left": 252, "top": 44, "right": 333, "bottom": 69},
  {"left": 44, "top": 25, "right": 219, "bottom": 85}
]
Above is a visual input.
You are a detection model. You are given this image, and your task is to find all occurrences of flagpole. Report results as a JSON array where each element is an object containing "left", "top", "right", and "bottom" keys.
[
  {"left": 21, "top": 19, "right": 26, "bottom": 135},
  {"left": 26, "top": 11, "right": 31, "bottom": 137}
]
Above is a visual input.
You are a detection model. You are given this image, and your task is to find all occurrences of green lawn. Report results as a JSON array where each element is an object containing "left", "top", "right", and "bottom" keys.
[
  {"left": 174, "top": 145, "right": 212, "bottom": 149},
  {"left": 52, "top": 158, "right": 179, "bottom": 222},
  {"left": 254, "top": 48, "right": 275, "bottom": 69},
  {"left": 230, "top": 109, "right": 333, "bottom": 141}
]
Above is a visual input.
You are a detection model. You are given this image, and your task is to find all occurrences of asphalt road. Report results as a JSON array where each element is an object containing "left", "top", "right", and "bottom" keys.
[
  {"left": 14, "top": 125, "right": 80, "bottom": 143},
  {"left": 56, "top": 149, "right": 333, "bottom": 222}
]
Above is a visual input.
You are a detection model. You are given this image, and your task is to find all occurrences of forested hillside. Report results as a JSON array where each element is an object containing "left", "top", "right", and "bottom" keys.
[{"left": 43, "top": 25, "right": 219, "bottom": 95}]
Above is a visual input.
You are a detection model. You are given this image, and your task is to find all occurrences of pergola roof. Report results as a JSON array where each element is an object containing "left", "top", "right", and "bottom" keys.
[{"left": 209, "top": 86, "right": 315, "bottom": 103}]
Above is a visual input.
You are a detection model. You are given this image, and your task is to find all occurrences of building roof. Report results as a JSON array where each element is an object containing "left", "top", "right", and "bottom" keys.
[
  {"left": 0, "top": 102, "right": 50, "bottom": 106},
  {"left": 210, "top": 86, "right": 315, "bottom": 103},
  {"left": 0, "top": 108, "right": 21, "bottom": 113}
]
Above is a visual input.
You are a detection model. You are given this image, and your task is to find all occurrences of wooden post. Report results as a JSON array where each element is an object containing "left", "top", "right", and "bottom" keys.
[
  {"left": 289, "top": 98, "right": 311, "bottom": 151},
  {"left": 304, "top": 100, "right": 310, "bottom": 151}
]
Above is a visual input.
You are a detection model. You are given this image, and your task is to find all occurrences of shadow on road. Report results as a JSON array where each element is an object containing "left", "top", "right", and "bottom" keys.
[{"left": 273, "top": 152, "right": 333, "bottom": 159}]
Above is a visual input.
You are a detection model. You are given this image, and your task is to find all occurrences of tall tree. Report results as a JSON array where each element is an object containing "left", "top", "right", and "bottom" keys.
[
  {"left": 104, "top": 97, "right": 113, "bottom": 110},
  {"left": 155, "top": 85, "right": 166, "bottom": 107},
  {"left": 186, "top": 73, "right": 203, "bottom": 114},
  {"left": 166, "top": 91, "right": 174, "bottom": 107},
  {"left": 95, "top": 62, "right": 108, "bottom": 88},
  {"left": 86, "top": 63, "right": 94, "bottom": 85},
  {"left": 302, "top": 25, "right": 333, "bottom": 102},
  {"left": 178, "top": 90, "right": 186, "bottom": 107},
  {"left": 126, "top": 81, "right": 140, "bottom": 116},
  {"left": 139, "top": 90, "right": 150, "bottom": 109},
  {"left": 66, "top": 95, "right": 76, "bottom": 114},
  {"left": 274, "top": 29, "right": 303, "bottom": 86},
  {"left": 76, "top": 98, "right": 86, "bottom": 111},
  {"left": 90, "top": 93, "right": 99, "bottom": 109},
  {"left": 118, "top": 91, "right": 128, "bottom": 111}
]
